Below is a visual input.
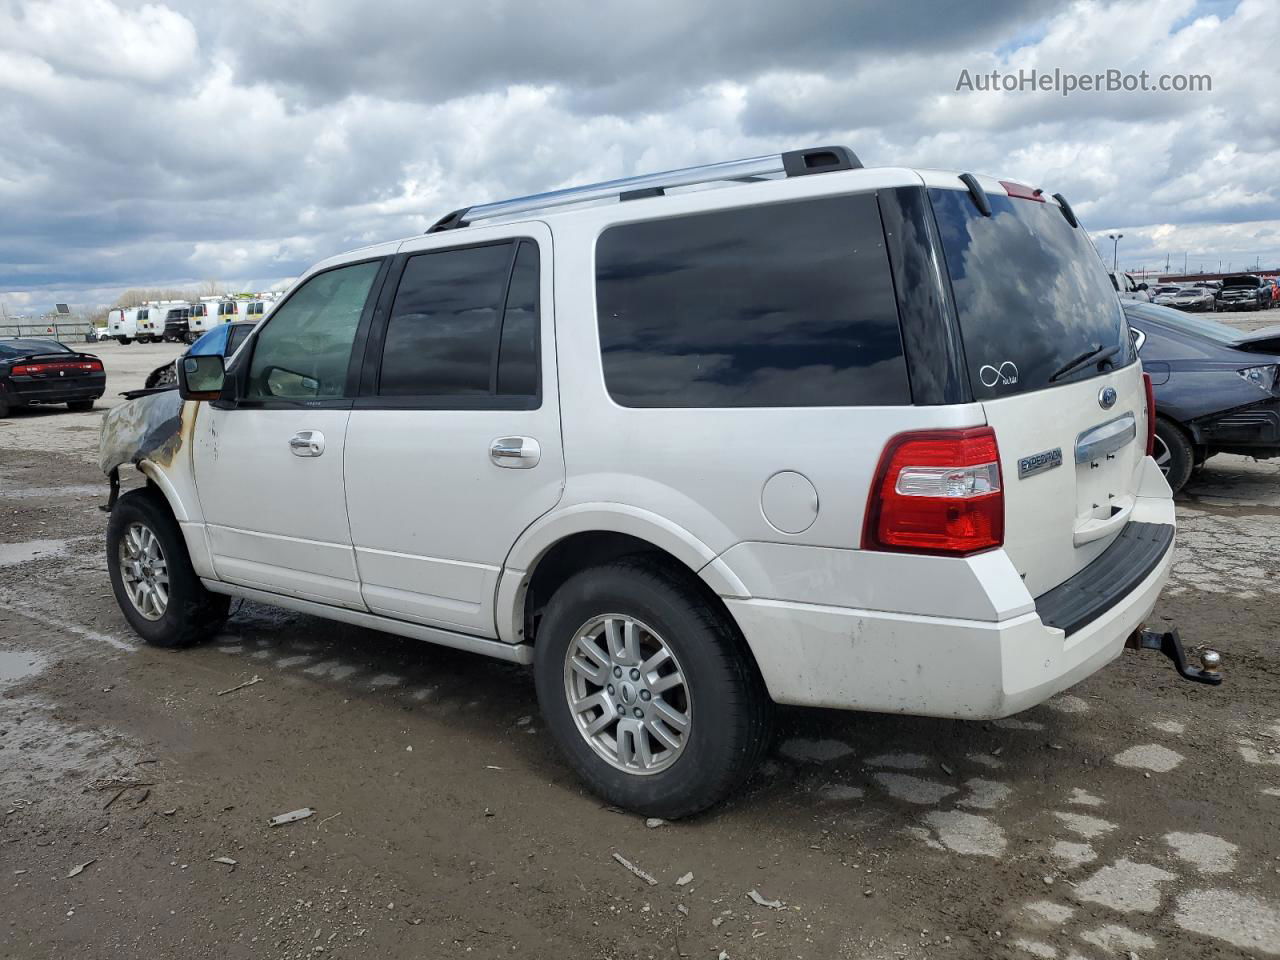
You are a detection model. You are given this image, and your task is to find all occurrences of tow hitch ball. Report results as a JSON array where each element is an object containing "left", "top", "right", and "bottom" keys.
[{"left": 1126, "top": 627, "right": 1223, "bottom": 686}]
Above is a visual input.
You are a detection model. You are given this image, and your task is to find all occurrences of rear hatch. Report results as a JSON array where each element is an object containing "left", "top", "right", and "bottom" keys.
[
  {"left": 6, "top": 349, "right": 104, "bottom": 396},
  {"left": 929, "top": 185, "right": 1146, "bottom": 597}
]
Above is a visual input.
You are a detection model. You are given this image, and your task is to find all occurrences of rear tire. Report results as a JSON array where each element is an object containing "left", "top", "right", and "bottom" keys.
[
  {"left": 118, "top": 336, "right": 132, "bottom": 345},
  {"left": 534, "top": 557, "right": 772, "bottom": 819},
  {"left": 1153, "top": 418, "right": 1195, "bottom": 494},
  {"left": 107, "top": 489, "right": 229, "bottom": 647},
  {"left": 67, "top": 400, "right": 94, "bottom": 412},
  {"left": 0, "top": 397, "right": 9, "bottom": 418}
]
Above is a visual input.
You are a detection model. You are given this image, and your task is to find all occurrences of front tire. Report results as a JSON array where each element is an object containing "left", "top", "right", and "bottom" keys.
[
  {"left": 534, "top": 558, "right": 771, "bottom": 818},
  {"left": 1153, "top": 417, "right": 1195, "bottom": 494},
  {"left": 107, "top": 489, "right": 229, "bottom": 647}
]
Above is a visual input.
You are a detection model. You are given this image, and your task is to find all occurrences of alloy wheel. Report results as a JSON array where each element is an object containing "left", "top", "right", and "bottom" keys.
[
  {"left": 118, "top": 521, "right": 169, "bottom": 621},
  {"left": 1152, "top": 434, "right": 1172, "bottom": 476},
  {"left": 563, "top": 614, "right": 691, "bottom": 775}
]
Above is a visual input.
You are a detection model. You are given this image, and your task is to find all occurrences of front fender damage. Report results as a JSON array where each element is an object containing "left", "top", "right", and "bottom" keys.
[{"left": 98, "top": 390, "right": 190, "bottom": 510}]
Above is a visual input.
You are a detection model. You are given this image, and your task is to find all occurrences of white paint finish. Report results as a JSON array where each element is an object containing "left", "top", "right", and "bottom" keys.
[
  {"left": 1072, "top": 859, "right": 1176, "bottom": 913},
  {"left": 714, "top": 540, "right": 1033, "bottom": 621},
  {"left": 958, "top": 778, "right": 1011, "bottom": 810},
  {"left": 345, "top": 224, "right": 563, "bottom": 638},
  {"left": 1013, "top": 938, "right": 1057, "bottom": 958},
  {"left": 1024, "top": 900, "right": 1075, "bottom": 925},
  {"left": 759, "top": 470, "right": 819, "bottom": 535},
  {"left": 1153, "top": 718, "right": 1186, "bottom": 734},
  {"left": 1067, "top": 788, "right": 1104, "bottom": 807},
  {"left": 777, "top": 738, "right": 853, "bottom": 763},
  {"left": 1053, "top": 811, "right": 1117, "bottom": 839},
  {"left": 201, "top": 579, "right": 533, "bottom": 664},
  {"left": 1051, "top": 841, "right": 1097, "bottom": 867},
  {"left": 193, "top": 407, "right": 361, "bottom": 607},
  {"left": 1045, "top": 694, "right": 1090, "bottom": 714},
  {"left": 1175, "top": 889, "right": 1280, "bottom": 955},
  {"left": 1164, "top": 832, "right": 1238, "bottom": 874},
  {"left": 981, "top": 365, "right": 1150, "bottom": 596},
  {"left": 722, "top": 550, "right": 1165, "bottom": 715},
  {"left": 1079, "top": 924, "right": 1155, "bottom": 953},
  {"left": 922, "top": 810, "right": 1007, "bottom": 857},
  {"left": 866, "top": 752, "right": 932, "bottom": 770},
  {"left": 1113, "top": 743, "right": 1184, "bottom": 772},
  {"left": 872, "top": 773, "right": 958, "bottom": 805}
]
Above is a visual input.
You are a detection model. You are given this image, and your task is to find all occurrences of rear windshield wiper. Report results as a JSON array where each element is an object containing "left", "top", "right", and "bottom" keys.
[{"left": 1049, "top": 343, "right": 1122, "bottom": 383}]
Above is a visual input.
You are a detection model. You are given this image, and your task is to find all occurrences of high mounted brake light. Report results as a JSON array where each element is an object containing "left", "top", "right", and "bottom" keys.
[
  {"left": 862, "top": 427, "right": 1004, "bottom": 556},
  {"left": 999, "top": 180, "right": 1045, "bottom": 202}
]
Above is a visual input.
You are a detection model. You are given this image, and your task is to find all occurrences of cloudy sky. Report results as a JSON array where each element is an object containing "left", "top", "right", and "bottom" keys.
[{"left": 1, "top": 0, "right": 1276, "bottom": 315}]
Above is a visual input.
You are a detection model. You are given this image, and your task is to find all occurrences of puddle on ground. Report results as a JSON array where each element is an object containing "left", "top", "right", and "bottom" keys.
[
  {"left": 0, "top": 649, "right": 47, "bottom": 685},
  {"left": 0, "top": 539, "right": 69, "bottom": 567}
]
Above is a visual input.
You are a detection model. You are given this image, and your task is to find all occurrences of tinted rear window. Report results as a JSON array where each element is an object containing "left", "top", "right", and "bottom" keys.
[
  {"left": 0, "top": 339, "right": 71, "bottom": 358},
  {"left": 595, "top": 194, "right": 909, "bottom": 408},
  {"left": 930, "top": 188, "right": 1133, "bottom": 399}
]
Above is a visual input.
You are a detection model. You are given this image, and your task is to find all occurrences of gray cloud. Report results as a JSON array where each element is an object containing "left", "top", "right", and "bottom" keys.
[{"left": 1, "top": 0, "right": 1277, "bottom": 313}]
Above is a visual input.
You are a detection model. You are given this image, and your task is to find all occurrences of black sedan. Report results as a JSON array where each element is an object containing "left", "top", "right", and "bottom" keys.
[
  {"left": 1125, "top": 301, "right": 1280, "bottom": 492},
  {"left": 0, "top": 338, "right": 105, "bottom": 417}
]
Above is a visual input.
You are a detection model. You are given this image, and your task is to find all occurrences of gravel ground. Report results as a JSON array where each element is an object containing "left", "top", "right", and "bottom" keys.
[{"left": 1, "top": 321, "right": 1278, "bottom": 960}]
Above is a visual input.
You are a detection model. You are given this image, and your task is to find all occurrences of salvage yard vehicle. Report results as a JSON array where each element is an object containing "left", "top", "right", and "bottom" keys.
[
  {"left": 1218, "top": 274, "right": 1270, "bottom": 311},
  {"left": 1162, "top": 285, "right": 1217, "bottom": 313},
  {"left": 99, "top": 146, "right": 1212, "bottom": 818},
  {"left": 106, "top": 307, "right": 140, "bottom": 344},
  {"left": 1109, "top": 270, "right": 1151, "bottom": 301},
  {"left": 162, "top": 305, "right": 193, "bottom": 342},
  {"left": 141, "top": 321, "right": 256, "bottom": 389},
  {"left": 1125, "top": 300, "right": 1280, "bottom": 492},
  {"left": 1, "top": 338, "right": 105, "bottom": 416}
]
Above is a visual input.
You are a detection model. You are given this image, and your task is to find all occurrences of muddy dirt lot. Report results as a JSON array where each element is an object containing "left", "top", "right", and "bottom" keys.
[{"left": 2, "top": 330, "right": 1279, "bottom": 960}]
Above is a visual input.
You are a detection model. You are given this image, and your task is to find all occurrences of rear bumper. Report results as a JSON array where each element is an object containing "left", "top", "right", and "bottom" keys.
[
  {"left": 2, "top": 376, "right": 106, "bottom": 406},
  {"left": 723, "top": 505, "right": 1175, "bottom": 720}
]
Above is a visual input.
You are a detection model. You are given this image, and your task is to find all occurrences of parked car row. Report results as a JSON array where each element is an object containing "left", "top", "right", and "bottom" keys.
[
  {"left": 1143, "top": 275, "right": 1279, "bottom": 313},
  {"left": 106, "top": 295, "right": 276, "bottom": 345}
]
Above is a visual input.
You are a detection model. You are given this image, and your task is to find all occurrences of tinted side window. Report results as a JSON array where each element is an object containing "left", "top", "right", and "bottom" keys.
[
  {"left": 497, "top": 241, "right": 539, "bottom": 396},
  {"left": 378, "top": 242, "right": 513, "bottom": 397},
  {"left": 246, "top": 260, "right": 381, "bottom": 401},
  {"left": 595, "top": 195, "right": 909, "bottom": 407}
]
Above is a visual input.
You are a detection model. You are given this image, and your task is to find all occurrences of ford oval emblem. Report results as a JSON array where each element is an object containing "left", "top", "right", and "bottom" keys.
[{"left": 1099, "top": 386, "right": 1117, "bottom": 410}]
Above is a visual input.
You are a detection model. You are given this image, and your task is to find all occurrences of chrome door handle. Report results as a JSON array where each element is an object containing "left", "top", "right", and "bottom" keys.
[
  {"left": 490, "top": 436, "right": 540, "bottom": 468},
  {"left": 289, "top": 430, "right": 325, "bottom": 457}
]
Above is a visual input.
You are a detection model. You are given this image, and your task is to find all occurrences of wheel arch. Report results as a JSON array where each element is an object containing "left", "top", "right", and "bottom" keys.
[{"left": 495, "top": 504, "right": 751, "bottom": 649}]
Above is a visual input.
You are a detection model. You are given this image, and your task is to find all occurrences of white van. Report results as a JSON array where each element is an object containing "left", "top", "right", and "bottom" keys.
[
  {"left": 189, "top": 298, "right": 225, "bottom": 338},
  {"left": 106, "top": 307, "right": 139, "bottom": 344},
  {"left": 100, "top": 147, "right": 1202, "bottom": 817}
]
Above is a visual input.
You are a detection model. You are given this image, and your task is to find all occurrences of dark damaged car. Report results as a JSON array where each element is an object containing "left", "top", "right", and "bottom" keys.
[
  {"left": 0, "top": 338, "right": 105, "bottom": 417},
  {"left": 1125, "top": 301, "right": 1280, "bottom": 492},
  {"left": 1216, "top": 274, "right": 1271, "bottom": 311}
]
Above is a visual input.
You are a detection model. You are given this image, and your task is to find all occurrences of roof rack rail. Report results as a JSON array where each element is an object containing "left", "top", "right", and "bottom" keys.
[{"left": 426, "top": 145, "right": 861, "bottom": 233}]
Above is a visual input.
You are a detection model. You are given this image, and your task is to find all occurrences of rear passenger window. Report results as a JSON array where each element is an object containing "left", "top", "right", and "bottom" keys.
[
  {"left": 376, "top": 240, "right": 540, "bottom": 402},
  {"left": 595, "top": 195, "right": 909, "bottom": 407}
]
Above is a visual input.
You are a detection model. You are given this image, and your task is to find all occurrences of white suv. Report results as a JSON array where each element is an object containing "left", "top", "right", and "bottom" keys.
[{"left": 100, "top": 147, "right": 1177, "bottom": 817}]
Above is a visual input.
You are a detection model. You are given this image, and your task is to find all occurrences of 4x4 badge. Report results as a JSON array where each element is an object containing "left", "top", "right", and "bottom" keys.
[
  {"left": 1099, "top": 386, "right": 1117, "bottom": 409},
  {"left": 1018, "top": 447, "right": 1063, "bottom": 479}
]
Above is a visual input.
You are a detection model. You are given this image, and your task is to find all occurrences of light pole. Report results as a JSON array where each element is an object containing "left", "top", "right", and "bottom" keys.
[{"left": 1107, "top": 233, "right": 1124, "bottom": 271}]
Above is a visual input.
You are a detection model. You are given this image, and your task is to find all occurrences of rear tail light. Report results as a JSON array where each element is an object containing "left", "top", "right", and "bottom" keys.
[
  {"left": 1143, "top": 373, "right": 1156, "bottom": 456},
  {"left": 862, "top": 427, "right": 1004, "bottom": 556},
  {"left": 11, "top": 360, "right": 102, "bottom": 376}
]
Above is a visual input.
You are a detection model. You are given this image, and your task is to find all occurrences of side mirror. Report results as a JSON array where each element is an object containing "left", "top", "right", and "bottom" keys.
[
  {"left": 178, "top": 354, "right": 226, "bottom": 401},
  {"left": 1137, "top": 282, "right": 1148, "bottom": 291}
]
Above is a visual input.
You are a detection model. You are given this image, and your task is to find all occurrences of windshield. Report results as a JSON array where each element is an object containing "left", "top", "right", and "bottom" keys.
[
  {"left": 929, "top": 187, "right": 1134, "bottom": 399},
  {"left": 1123, "top": 301, "right": 1246, "bottom": 345},
  {"left": 0, "top": 339, "right": 72, "bottom": 359}
]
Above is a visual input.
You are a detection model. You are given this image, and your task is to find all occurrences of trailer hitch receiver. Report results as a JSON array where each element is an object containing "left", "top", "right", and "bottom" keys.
[{"left": 1126, "top": 627, "right": 1222, "bottom": 685}]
